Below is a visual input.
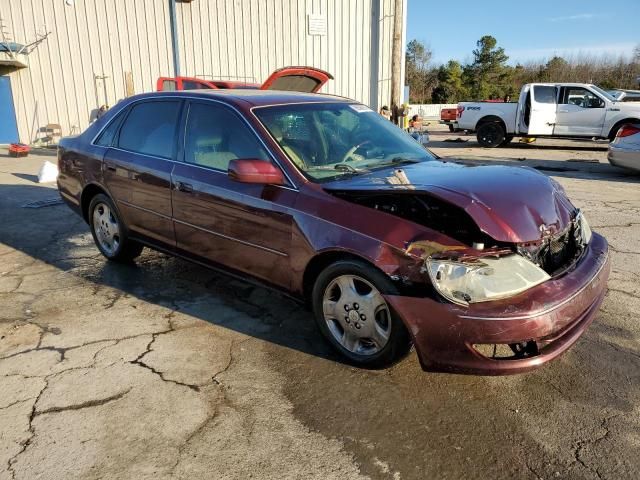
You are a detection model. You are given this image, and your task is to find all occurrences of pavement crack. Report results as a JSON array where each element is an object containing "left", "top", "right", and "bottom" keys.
[
  {"left": 7, "top": 375, "right": 49, "bottom": 480},
  {"left": 35, "top": 388, "right": 132, "bottom": 416},
  {"left": 128, "top": 329, "right": 201, "bottom": 392}
]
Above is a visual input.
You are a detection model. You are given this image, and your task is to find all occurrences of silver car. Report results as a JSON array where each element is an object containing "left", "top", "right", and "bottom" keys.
[{"left": 608, "top": 123, "right": 640, "bottom": 172}]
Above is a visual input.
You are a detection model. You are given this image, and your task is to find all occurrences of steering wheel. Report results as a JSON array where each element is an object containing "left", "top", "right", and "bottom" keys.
[{"left": 340, "top": 140, "right": 371, "bottom": 163}]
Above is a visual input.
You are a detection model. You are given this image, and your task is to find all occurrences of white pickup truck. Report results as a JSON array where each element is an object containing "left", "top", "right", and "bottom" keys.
[{"left": 457, "top": 83, "right": 640, "bottom": 147}]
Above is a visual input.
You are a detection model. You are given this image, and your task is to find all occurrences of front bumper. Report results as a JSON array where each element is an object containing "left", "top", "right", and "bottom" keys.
[{"left": 385, "top": 233, "right": 610, "bottom": 375}]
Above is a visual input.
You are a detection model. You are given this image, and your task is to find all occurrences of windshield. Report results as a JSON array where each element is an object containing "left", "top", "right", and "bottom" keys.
[
  {"left": 591, "top": 85, "right": 616, "bottom": 102},
  {"left": 253, "top": 103, "right": 435, "bottom": 182}
]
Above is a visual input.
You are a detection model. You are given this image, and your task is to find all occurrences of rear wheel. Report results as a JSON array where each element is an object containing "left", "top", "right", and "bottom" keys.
[
  {"left": 477, "top": 122, "right": 506, "bottom": 148},
  {"left": 89, "top": 194, "right": 143, "bottom": 262},
  {"left": 448, "top": 124, "right": 454, "bottom": 132},
  {"left": 311, "top": 259, "right": 411, "bottom": 368}
]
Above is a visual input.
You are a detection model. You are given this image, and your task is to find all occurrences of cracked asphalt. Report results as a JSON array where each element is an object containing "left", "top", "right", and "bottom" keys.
[{"left": 1, "top": 128, "right": 639, "bottom": 480}]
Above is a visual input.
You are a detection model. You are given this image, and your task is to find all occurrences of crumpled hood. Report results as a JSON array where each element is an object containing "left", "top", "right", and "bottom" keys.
[{"left": 322, "top": 160, "right": 576, "bottom": 243}]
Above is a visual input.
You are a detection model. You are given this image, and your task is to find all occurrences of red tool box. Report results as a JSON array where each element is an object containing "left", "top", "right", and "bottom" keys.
[{"left": 9, "top": 143, "right": 30, "bottom": 158}]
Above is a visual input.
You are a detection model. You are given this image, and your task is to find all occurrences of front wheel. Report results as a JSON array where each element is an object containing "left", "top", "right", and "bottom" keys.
[
  {"left": 89, "top": 194, "right": 143, "bottom": 262},
  {"left": 477, "top": 122, "right": 506, "bottom": 148},
  {"left": 311, "top": 259, "right": 411, "bottom": 368}
]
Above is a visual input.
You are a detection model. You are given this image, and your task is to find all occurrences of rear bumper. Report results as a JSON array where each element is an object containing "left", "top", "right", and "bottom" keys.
[
  {"left": 385, "top": 233, "right": 610, "bottom": 375},
  {"left": 608, "top": 145, "right": 640, "bottom": 172}
]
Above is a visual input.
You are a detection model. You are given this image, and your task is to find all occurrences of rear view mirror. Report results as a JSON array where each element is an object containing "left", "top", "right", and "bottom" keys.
[{"left": 228, "top": 159, "right": 285, "bottom": 185}]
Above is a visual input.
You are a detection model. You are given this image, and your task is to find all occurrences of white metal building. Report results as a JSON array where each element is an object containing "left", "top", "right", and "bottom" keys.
[{"left": 0, "top": 0, "right": 406, "bottom": 144}]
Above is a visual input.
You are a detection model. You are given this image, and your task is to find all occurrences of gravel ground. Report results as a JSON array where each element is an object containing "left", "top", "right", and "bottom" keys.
[{"left": 0, "top": 129, "right": 638, "bottom": 479}]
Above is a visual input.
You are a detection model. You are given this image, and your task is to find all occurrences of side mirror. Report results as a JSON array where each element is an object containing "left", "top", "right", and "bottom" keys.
[{"left": 228, "top": 159, "right": 285, "bottom": 185}]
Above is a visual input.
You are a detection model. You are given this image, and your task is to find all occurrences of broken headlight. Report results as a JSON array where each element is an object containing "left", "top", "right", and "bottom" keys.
[
  {"left": 426, "top": 255, "right": 551, "bottom": 306},
  {"left": 577, "top": 211, "right": 592, "bottom": 245}
]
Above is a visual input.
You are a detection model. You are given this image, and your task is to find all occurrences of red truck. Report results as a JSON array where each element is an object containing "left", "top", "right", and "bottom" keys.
[
  {"left": 439, "top": 107, "right": 458, "bottom": 132},
  {"left": 156, "top": 66, "right": 333, "bottom": 93}
]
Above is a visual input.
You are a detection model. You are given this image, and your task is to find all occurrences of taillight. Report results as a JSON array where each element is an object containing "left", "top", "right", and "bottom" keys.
[
  {"left": 456, "top": 105, "right": 465, "bottom": 119},
  {"left": 617, "top": 124, "right": 640, "bottom": 138}
]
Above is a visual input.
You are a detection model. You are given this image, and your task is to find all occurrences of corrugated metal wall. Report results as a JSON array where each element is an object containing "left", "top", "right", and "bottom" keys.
[
  {"left": 2, "top": 0, "right": 174, "bottom": 142},
  {"left": 175, "top": 0, "right": 400, "bottom": 109},
  {"left": 1, "top": 0, "right": 402, "bottom": 143}
]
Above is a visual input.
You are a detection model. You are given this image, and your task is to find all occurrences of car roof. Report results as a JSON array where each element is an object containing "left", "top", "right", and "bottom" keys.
[{"left": 128, "top": 89, "right": 354, "bottom": 108}]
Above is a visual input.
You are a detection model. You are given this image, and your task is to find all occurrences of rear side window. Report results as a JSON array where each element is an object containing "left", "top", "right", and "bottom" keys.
[
  {"left": 533, "top": 86, "right": 557, "bottom": 104},
  {"left": 161, "top": 80, "right": 177, "bottom": 91},
  {"left": 117, "top": 101, "right": 181, "bottom": 159},
  {"left": 95, "top": 109, "right": 127, "bottom": 146},
  {"left": 184, "top": 102, "right": 270, "bottom": 171}
]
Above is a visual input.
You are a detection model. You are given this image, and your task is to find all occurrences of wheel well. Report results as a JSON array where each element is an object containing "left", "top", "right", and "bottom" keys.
[
  {"left": 80, "top": 184, "right": 107, "bottom": 222},
  {"left": 476, "top": 115, "right": 506, "bottom": 132},
  {"left": 302, "top": 251, "right": 378, "bottom": 302},
  {"left": 609, "top": 118, "right": 640, "bottom": 139}
]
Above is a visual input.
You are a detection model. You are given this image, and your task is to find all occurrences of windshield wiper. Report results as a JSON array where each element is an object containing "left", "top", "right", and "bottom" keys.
[
  {"left": 365, "top": 157, "right": 423, "bottom": 169},
  {"left": 306, "top": 164, "right": 370, "bottom": 174}
]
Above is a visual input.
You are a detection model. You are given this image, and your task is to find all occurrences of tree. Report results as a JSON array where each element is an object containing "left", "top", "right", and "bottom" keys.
[
  {"left": 431, "top": 60, "right": 467, "bottom": 103},
  {"left": 543, "top": 56, "right": 570, "bottom": 81},
  {"left": 464, "top": 35, "right": 511, "bottom": 100},
  {"left": 405, "top": 39, "right": 436, "bottom": 103}
]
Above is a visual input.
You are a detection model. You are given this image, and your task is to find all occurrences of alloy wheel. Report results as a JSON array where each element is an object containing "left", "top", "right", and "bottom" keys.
[
  {"left": 92, "top": 202, "right": 121, "bottom": 256},
  {"left": 322, "top": 274, "right": 392, "bottom": 355}
]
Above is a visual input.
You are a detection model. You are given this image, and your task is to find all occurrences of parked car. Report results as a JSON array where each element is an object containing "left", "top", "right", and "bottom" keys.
[
  {"left": 157, "top": 76, "right": 260, "bottom": 91},
  {"left": 608, "top": 123, "right": 640, "bottom": 172},
  {"left": 439, "top": 107, "right": 458, "bottom": 132},
  {"left": 157, "top": 66, "right": 333, "bottom": 93},
  {"left": 457, "top": 83, "right": 640, "bottom": 147},
  {"left": 57, "top": 75, "right": 610, "bottom": 375}
]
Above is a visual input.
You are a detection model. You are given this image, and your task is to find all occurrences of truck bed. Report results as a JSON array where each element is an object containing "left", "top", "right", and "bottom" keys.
[{"left": 457, "top": 101, "right": 518, "bottom": 132}]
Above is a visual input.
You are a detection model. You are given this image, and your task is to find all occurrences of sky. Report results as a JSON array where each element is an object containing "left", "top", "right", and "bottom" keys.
[{"left": 406, "top": 0, "right": 639, "bottom": 66}]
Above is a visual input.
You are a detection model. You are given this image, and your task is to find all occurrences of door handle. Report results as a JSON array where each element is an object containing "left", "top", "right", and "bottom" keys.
[
  {"left": 175, "top": 181, "right": 193, "bottom": 193},
  {"left": 558, "top": 109, "right": 569, "bottom": 113},
  {"left": 104, "top": 162, "right": 116, "bottom": 172}
]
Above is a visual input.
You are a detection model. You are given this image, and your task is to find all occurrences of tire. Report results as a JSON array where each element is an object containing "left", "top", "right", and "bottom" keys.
[
  {"left": 499, "top": 135, "right": 514, "bottom": 147},
  {"left": 608, "top": 126, "right": 621, "bottom": 142},
  {"left": 88, "top": 194, "right": 143, "bottom": 262},
  {"left": 311, "top": 259, "right": 411, "bottom": 368},
  {"left": 477, "top": 121, "right": 506, "bottom": 148},
  {"left": 448, "top": 124, "right": 454, "bottom": 132}
]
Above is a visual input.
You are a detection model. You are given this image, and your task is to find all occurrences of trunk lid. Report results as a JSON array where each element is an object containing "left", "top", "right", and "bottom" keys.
[{"left": 260, "top": 66, "right": 333, "bottom": 93}]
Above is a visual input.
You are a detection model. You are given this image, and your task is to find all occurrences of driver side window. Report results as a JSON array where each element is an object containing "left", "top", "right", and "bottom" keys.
[
  {"left": 561, "top": 88, "right": 604, "bottom": 109},
  {"left": 184, "top": 102, "right": 270, "bottom": 171}
]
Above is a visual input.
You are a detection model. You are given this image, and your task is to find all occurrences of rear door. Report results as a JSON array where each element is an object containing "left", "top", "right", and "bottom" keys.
[
  {"left": 555, "top": 86, "right": 606, "bottom": 136},
  {"left": 260, "top": 66, "right": 332, "bottom": 93},
  {"left": 527, "top": 85, "right": 558, "bottom": 135},
  {"left": 103, "top": 99, "right": 182, "bottom": 246},
  {"left": 171, "top": 100, "right": 296, "bottom": 288}
]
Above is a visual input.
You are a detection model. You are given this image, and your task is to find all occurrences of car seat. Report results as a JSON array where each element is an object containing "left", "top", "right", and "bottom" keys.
[
  {"left": 188, "top": 127, "right": 236, "bottom": 170},
  {"left": 268, "top": 122, "right": 307, "bottom": 169}
]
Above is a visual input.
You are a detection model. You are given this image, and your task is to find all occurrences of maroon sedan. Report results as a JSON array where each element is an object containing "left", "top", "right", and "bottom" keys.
[{"left": 57, "top": 87, "right": 609, "bottom": 375}]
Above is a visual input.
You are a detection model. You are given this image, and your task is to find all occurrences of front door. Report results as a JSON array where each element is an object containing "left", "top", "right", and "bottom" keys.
[
  {"left": 527, "top": 85, "right": 558, "bottom": 135},
  {"left": 171, "top": 100, "right": 295, "bottom": 289},
  {"left": 555, "top": 86, "right": 607, "bottom": 136},
  {"left": 0, "top": 76, "right": 19, "bottom": 143},
  {"left": 104, "top": 99, "right": 182, "bottom": 246}
]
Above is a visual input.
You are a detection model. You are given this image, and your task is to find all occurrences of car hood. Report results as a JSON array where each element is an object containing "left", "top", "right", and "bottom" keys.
[{"left": 322, "top": 160, "right": 576, "bottom": 243}]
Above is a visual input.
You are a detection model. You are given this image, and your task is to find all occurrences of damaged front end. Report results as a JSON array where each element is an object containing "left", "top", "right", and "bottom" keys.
[{"left": 331, "top": 190, "right": 593, "bottom": 306}]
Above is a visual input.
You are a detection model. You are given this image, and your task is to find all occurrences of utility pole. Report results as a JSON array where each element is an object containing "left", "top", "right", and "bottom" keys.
[
  {"left": 390, "top": 0, "right": 403, "bottom": 123},
  {"left": 168, "top": 0, "right": 180, "bottom": 76}
]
